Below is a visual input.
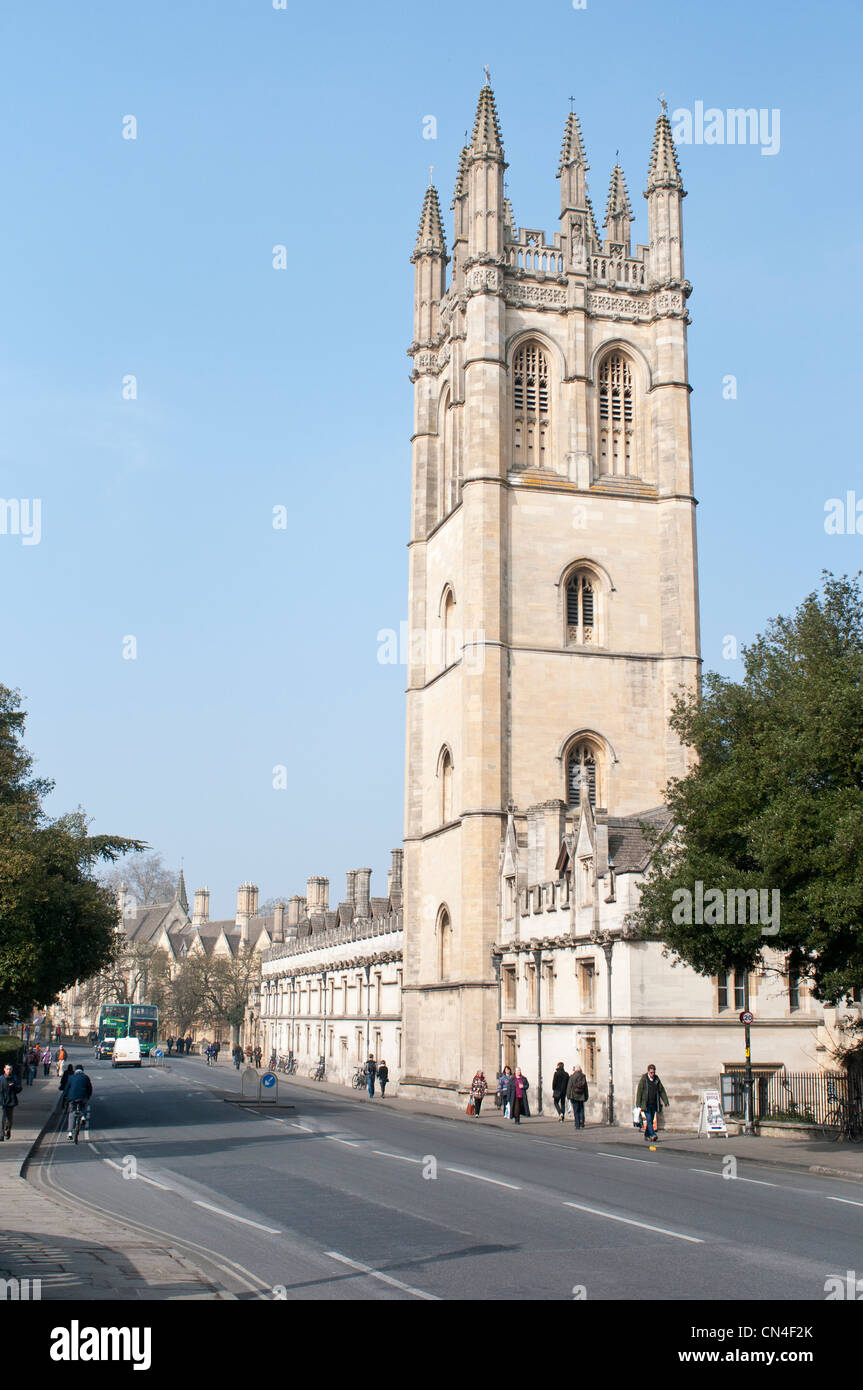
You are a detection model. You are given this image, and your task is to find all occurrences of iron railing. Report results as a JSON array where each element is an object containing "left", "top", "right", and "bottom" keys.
[{"left": 722, "top": 1070, "right": 861, "bottom": 1125}]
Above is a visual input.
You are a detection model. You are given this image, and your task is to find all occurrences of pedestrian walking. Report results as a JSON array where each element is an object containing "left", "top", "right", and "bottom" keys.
[
  {"left": 213, "top": 1041, "right": 220, "bottom": 1063},
  {"left": 636, "top": 1063, "right": 669, "bottom": 1141},
  {"left": 469, "top": 1070, "right": 488, "bottom": 1116},
  {"left": 232, "top": 1044, "right": 244, "bottom": 1070},
  {"left": 254, "top": 1046, "right": 262, "bottom": 1068},
  {"left": 552, "top": 1062, "right": 569, "bottom": 1122},
  {"left": 364, "top": 1054, "right": 377, "bottom": 1098},
  {"left": 496, "top": 1066, "right": 513, "bottom": 1116},
  {"left": 507, "top": 1067, "right": 530, "bottom": 1124},
  {"left": 42, "top": 1046, "right": 53, "bottom": 1077},
  {"left": 566, "top": 1065, "right": 589, "bottom": 1129},
  {"left": 184, "top": 1034, "right": 193, "bottom": 1056},
  {"left": 377, "top": 1061, "right": 389, "bottom": 1097},
  {"left": 205, "top": 1044, "right": 213, "bottom": 1066},
  {"left": 25, "top": 1048, "right": 38, "bottom": 1086},
  {"left": 0, "top": 1064, "right": 22, "bottom": 1140},
  {"left": 166, "top": 1035, "right": 174, "bottom": 1055},
  {"left": 55, "top": 1026, "right": 61, "bottom": 1044},
  {"left": 55, "top": 1045, "right": 67, "bottom": 1077}
]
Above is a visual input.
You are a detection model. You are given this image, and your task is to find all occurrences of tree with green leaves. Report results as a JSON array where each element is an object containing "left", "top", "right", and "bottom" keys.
[
  {"left": 0, "top": 685, "right": 143, "bottom": 1019},
  {"left": 629, "top": 574, "right": 863, "bottom": 1005}
]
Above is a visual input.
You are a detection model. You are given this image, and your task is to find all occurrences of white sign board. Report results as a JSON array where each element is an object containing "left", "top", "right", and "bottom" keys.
[{"left": 698, "top": 1088, "right": 727, "bottom": 1137}]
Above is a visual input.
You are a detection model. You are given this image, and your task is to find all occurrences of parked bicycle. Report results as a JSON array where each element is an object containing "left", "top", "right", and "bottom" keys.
[
  {"left": 352, "top": 1067, "right": 366, "bottom": 1090},
  {"left": 310, "top": 1057, "right": 326, "bottom": 1081},
  {"left": 818, "top": 1085, "right": 863, "bottom": 1143}
]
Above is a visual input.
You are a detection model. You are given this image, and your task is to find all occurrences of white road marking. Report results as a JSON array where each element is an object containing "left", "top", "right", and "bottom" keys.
[
  {"left": 689, "top": 1169, "right": 778, "bottom": 1187},
  {"left": 192, "top": 1201, "right": 280, "bottom": 1234},
  {"left": 291, "top": 1122, "right": 314, "bottom": 1132},
  {"left": 103, "top": 1158, "right": 123, "bottom": 1171},
  {"left": 136, "top": 1174, "right": 173, "bottom": 1192},
  {"left": 825, "top": 1195, "right": 863, "bottom": 1208},
  {"left": 373, "top": 1150, "right": 423, "bottom": 1164},
  {"left": 326, "top": 1137, "right": 359, "bottom": 1148},
  {"left": 564, "top": 1200, "right": 703, "bottom": 1243},
  {"left": 87, "top": 1143, "right": 100, "bottom": 1154},
  {"left": 597, "top": 1151, "right": 655, "bottom": 1165},
  {"left": 324, "top": 1250, "right": 439, "bottom": 1301},
  {"left": 445, "top": 1166, "right": 520, "bottom": 1190}
]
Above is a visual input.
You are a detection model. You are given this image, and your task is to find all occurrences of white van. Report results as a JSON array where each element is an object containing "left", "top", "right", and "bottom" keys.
[{"left": 112, "top": 1036, "right": 142, "bottom": 1068}]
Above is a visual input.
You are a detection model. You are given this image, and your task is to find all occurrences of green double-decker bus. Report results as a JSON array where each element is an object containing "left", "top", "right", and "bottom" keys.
[{"left": 97, "top": 1003, "right": 159, "bottom": 1057}]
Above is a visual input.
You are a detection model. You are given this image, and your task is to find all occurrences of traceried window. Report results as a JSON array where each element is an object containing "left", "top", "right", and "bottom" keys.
[
  {"left": 566, "top": 572, "right": 595, "bottom": 645},
  {"left": 513, "top": 342, "right": 550, "bottom": 468},
  {"left": 566, "top": 742, "right": 598, "bottom": 809},
  {"left": 438, "top": 906, "right": 452, "bottom": 981},
  {"left": 439, "top": 747, "right": 454, "bottom": 823},
  {"left": 598, "top": 352, "right": 635, "bottom": 476}
]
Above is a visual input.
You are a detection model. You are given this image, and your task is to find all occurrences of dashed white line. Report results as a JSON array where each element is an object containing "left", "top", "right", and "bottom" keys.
[
  {"left": 825, "top": 1195, "right": 863, "bottom": 1208},
  {"left": 291, "top": 1122, "right": 314, "bottom": 1132},
  {"left": 564, "top": 1200, "right": 703, "bottom": 1243},
  {"left": 87, "top": 1143, "right": 100, "bottom": 1154},
  {"left": 373, "top": 1150, "right": 423, "bottom": 1165},
  {"left": 136, "top": 1174, "right": 173, "bottom": 1192},
  {"left": 325, "top": 1250, "right": 439, "bottom": 1301},
  {"left": 326, "top": 1137, "right": 359, "bottom": 1148},
  {"left": 597, "top": 1151, "right": 655, "bottom": 1165},
  {"left": 445, "top": 1166, "right": 520, "bottom": 1190},
  {"left": 689, "top": 1169, "right": 778, "bottom": 1187},
  {"left": 103, "top": 1158, "right": 123, "bottom": 1171},
  {"left": 192, "top": 1201, "right": 280, "bottom": 1234}
]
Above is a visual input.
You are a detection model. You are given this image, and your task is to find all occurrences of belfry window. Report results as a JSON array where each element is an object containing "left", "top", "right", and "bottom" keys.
[
  {"left": 513, "top": 342, "right": 550, "bottom": 468},
  {"left": 598, "top": 352, "right": 635, "bottom": 476},
  {"left": 566, "top": 743, "right": 598, "bottom": 809},
  {"left": 566, "top": 573, "right": 595, "bottom": 645}
]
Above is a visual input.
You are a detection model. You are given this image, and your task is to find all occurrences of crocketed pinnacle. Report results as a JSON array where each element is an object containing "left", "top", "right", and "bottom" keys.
[
  {"left": 451, "top": 145, "right": 470, "bottom": 207},
  {"left": 585, "top": 195, "right": 600, "bottom": 245},
  {"left": 414, "top": 183, "right": 446, "bottom": 255},
  {"left": 604, "top": 164, "right": 634, "bottom": 226},
  {"left": 646, "top": 111, "right": 684, "bottom": 191},
  {"left": 175, "top": 868, "right": 189, "bottom": 915},
  {"left": 503, "top": 196, "right": 516, "bottom": 235},
  {"left": 558, "top": 111, "right": 588, "bottom": 173},
  {"left": 470, "top": 82, "right": 504, "bottom": 158}
]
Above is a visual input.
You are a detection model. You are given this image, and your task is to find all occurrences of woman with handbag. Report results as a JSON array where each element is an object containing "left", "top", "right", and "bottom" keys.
[
  {"left": 496, "top": 1066, "right": 512, "bottom": 1116},
  {"left": 507, "top": 1067, "right": 531, "bottom": 1125},
  {"left": 469, "top": 1071, "right": 488, "bottom": 1116}
]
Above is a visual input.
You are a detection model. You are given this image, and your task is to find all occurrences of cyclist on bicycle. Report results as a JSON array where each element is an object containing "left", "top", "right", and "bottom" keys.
[{"left": 65, "top": 1064, "right": 93, "bottom": 1140}]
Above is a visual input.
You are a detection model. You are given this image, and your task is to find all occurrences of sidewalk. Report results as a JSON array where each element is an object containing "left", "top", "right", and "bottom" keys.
[
  {"left": 0, "top": 1070, "right": 229, "bottom": 1299},
  {"left": 219, "top": 1061, "right": 863, "bottom": 1183}
]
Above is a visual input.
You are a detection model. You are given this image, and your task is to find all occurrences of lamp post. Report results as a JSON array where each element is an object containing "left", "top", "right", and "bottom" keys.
[
  {"left": 600, "top": 936, "right": 615, "bottom": 1127},
  {"left": 532, "top": 945, "right": 544, "bottom": 1115},
  {"left": 491, "top": 950, "right": 503, "bottom": 1081}
]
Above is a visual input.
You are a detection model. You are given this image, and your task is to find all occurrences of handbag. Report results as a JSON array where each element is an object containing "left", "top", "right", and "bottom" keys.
[
  {"left": 494, "top": 1092, "right": 502, "bottom": 1109},
  {"left": 466, "top": 1100, "right": 475, "bottom": 1116}
]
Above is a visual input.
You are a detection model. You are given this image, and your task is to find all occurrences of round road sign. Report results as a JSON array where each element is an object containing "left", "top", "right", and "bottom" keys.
[
  {"left": 154, "top": 1048, "right": 163, "bottom": 1058},
  {"left": 261, "top": 1071, "right": 277, "bottom": 1088},
  {"left": 739, "top": 1010, "right": 754, "bottom": 1025}
]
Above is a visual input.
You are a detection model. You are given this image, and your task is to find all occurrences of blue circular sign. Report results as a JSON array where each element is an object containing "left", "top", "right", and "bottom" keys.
[
  {"left": 261, "top": 1071, "right": 276, "bottom": 1088},
  {"left": 154, "top": 1049, "right": 163, "bottom": 1058}
]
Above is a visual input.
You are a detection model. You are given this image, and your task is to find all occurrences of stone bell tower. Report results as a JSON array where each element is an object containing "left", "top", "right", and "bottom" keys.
[{"left": 400, "top": 83, "right": 700, "bottom": 1103}]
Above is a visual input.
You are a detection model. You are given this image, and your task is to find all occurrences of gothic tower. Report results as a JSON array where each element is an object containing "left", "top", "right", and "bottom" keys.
[{"left": 401, "top": 85, "right": 700, "bottom": 1101}]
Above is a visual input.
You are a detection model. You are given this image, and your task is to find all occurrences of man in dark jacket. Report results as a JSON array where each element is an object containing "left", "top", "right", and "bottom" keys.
[
  {"left": 184, "top": 1034, "right": 193, "bottom": 1056},
  {"left": 0, "top": 1064, "right": 22, "bottom": 1140},
  {"left": 364, "top": 1055, "right": 377, "bottom": 1099},
  {"left": 566, "top": 1067, "right": 589, "bottom": 1128},
  {"left": 636, "top": 1064, "right": 669, "bottom": 1141},
  {"left": 65, "top": 1066, "right": 93, "bottom": 1140},
  {"left": 552, "top": 1063, "right": 569, "bottom": 1122}
]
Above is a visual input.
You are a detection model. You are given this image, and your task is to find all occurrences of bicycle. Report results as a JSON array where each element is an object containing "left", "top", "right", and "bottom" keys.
[
  {"left": 69, "top": 1100, "right": 88, "bottom": 1145},
  {"left": 818, "top": 1099, "right": 863, "bottom": 1143},
  {"left": 310, "top": 1058, "right": 326, "bottom": 1081},
  {"left": 286, "top": 1057, "right": 298, "bottom": 1076},
  {"left": 352, "top": 1067, "right": 366, "bottom": 1090}
]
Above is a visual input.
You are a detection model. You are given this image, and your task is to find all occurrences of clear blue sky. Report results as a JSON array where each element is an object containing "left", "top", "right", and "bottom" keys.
[{"left": 1, "top": 1, "right": 860, "bottom": 918}]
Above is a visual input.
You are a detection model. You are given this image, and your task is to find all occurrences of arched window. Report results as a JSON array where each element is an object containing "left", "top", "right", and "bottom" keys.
[
  {"left": 513, "top": 342, "right": 550, "bottom": 469},
  {"left": 441, "top": 586, "right": 456, "bottom": 668},
  {"left": 598, "top": 351, "right": 635, "bottom": 476},
  {"left": 566, "top": 741, "right": 600, "bottom": 809},
  {"left": 439, "top": 389, "right": 454, "bottom": 517},
  {"left": 437, "top": 906, "right": 452, "bottom": 980},
  {"left": 566, "top": 572, "right": 595, "bottom": 645},
  {"left": 439, "top": 747, "right": 454, "bottom": 823}
]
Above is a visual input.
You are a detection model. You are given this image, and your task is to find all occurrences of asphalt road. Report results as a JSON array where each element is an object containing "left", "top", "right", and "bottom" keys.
[{"left": 33, "top": 1047, "right": 863, "bottom": 1301}]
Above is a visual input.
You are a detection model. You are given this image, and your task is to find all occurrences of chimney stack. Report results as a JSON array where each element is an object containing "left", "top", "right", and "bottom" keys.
[
  {"left": 390, "top": 848, "right": 404, "bottom": 893},
  {"left": 306, "top": 876, "right": 329, "bottom": 913},
  {"left": 192, "top": 887, "right": 210, "bottom": 925},
  {"left": 287, "top": 894, "right": 305, "bottom": 928},
  {"left": 273, "top": 900, "right": 286, "bottom": 942},
  {"left": 354, "top": 868, "right": 372, "bottom": 919},
  {"left": 345, "top": 870, "right": 356, "bottom": 910}
]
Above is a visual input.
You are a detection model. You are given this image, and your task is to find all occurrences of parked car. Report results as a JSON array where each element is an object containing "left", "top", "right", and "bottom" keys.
[{"left": 112, "top": 1036, "right": 142, "bottom": 1068}]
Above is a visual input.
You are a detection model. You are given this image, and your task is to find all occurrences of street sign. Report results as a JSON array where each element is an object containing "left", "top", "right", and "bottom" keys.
[
  {"left": 261, "top": 1072, "right": 276, "bottom": 1089},
  {"left": 697, "top": 1088, "right": 728, "bottom": 1137},
  {"left": 739, "top": 1010, "right": 754, "bottom": 1024},
  {"left": 154, "top": 1049, "right": 163, "bottom": 1059}
]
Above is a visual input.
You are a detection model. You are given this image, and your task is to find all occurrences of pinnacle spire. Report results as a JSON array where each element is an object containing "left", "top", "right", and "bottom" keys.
[
  {"left": 413, "top": 182, "right": 446, "bottom": 256},
  {"left": 647, "top": 110, "right": 684, "bottom": 192},
  {"left": 469, "top": 81, "right": 504, "bottom": 159},
  {"left": 558, "top": 111, "right": 588, "bottom": 174},
  {"left": 585, "top": 194, "right": 600, "bottom": 246},
  {"left": 451, "top": 144, "right": 470, "bottom": 207},
  {"left": 175, "top": 868, "right": 189, "bottom": 915},
  {"left": 604, "top": 164, "right": 634, "bottom": 228}
]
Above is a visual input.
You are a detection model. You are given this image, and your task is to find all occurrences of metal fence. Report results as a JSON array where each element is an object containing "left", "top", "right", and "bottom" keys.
[{"left": 721, "top": 1070, "right": 860, "bottom": 1125}]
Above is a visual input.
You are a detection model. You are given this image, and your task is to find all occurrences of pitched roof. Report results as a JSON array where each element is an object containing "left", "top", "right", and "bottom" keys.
[{"left": 607, "top": 807, "right": 671, "bottom": 873}]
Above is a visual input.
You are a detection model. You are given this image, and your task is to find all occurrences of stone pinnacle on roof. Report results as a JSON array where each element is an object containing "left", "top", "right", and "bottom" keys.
[
  {"left": 470, "top": 79, "right": 504, "bottom": 159},
  {"left": 646, "top": 110, "right": 684, "bottom": 192},
  {"left": 175, "top": 868, "right": 189, "bottom": 916},
  {"left": 451, "top": 144, "right": 470, "bottom": 207},
  {"left": 414, "top": 182, "right": 447, "bottom": 255},
  {"left": 558, "top": 111, "right": 589, "bottom": 173},
  {"left": 585, "top": 194, "right": 600, "bottom": 245},
  {"left": 604, "top": 163, "right": 634, "bottom": 227}
]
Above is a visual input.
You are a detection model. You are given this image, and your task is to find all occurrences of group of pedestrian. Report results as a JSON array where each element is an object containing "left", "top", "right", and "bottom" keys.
[
  {"left": 166, "top": 1035, "right": 194, "bottom": 1056},
  {"left": 363, "top": 1055, "right": 389, "bottom": 1097},
  {"left": 551, "top": 1062, "right": 590, "bottom": 1128},
  {"left": 473, "top": 1066, "right": 531, "bottom": 1123}
]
